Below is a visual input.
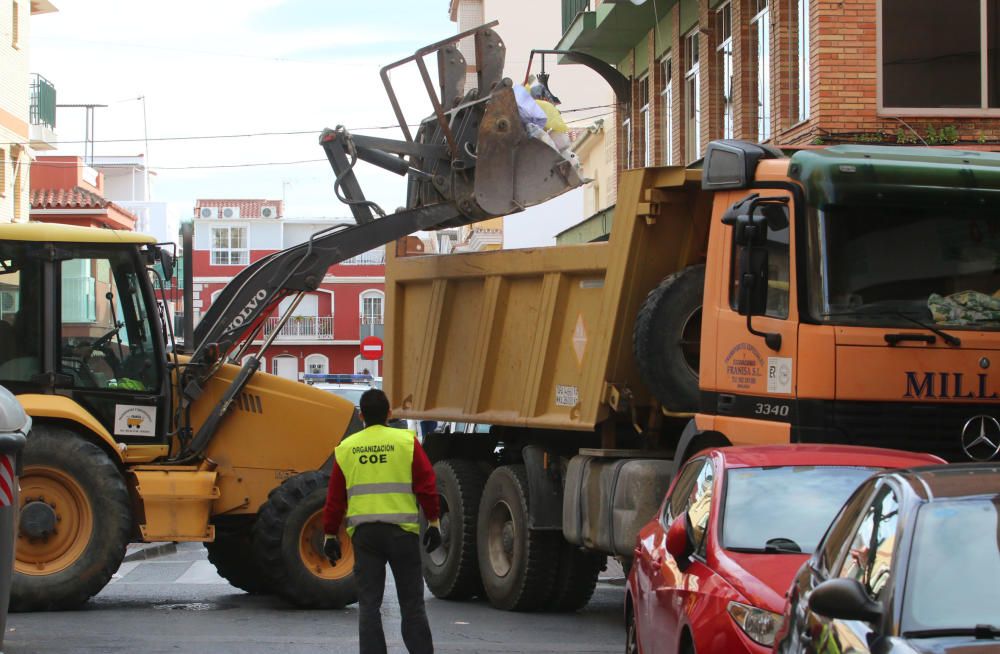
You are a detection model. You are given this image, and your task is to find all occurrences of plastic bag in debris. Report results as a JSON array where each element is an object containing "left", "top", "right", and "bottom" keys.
[{"left": 513, "top": 84, "right": 548, "bottom": 130}]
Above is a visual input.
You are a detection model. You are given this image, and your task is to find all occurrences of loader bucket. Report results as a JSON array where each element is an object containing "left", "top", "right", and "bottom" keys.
[{"left": 473, "top": 84, "right": 587, "bottom": 216}]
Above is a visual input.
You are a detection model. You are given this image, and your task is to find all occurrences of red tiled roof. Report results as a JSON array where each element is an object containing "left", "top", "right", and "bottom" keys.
[
  {"left": 31, "top": 186, "right": 110, "bottom": 209},
  {"left": 194, "top": 199, "right": 283, "bottom": 219}
]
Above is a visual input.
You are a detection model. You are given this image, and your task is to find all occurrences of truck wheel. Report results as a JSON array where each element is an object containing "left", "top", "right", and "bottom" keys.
[
  {"left": 205, "top": 520, "right": 270, "bottom": 594},
  {"left": 546, "top": 542, "right": 605, "bottom": 612},
  {"left": 633, "top": 264, "right": 705, "bottom": 412},
  {"left": 422, "top": 459, "right": 487, "bottom": 600},
  {"left": 12, "top": 425, "right": 131, "bottom": 611},
  {"left": 252, "top": 471, "right": 357, "bottom": 609},
  {"left": 476, "top": 465, "right": 558, "bottom": 611}
]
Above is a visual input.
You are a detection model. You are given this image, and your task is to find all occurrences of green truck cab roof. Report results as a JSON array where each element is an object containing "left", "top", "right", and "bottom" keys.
[
  {"left": 788, "top": 145, "right": 1000, "bottom": 210},
  {"left": 0, "top": 223, "right": 157, "bottom": 245}
]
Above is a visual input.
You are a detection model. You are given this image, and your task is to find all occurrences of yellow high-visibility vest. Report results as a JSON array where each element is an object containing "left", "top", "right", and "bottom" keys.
[{"left": 335, "top": 424, "right": 419, "bottom": 536}]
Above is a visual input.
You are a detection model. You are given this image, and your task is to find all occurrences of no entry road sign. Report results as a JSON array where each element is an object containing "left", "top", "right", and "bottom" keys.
[{"left": 361, "top": 335, "right": 384, "bottom": 360}]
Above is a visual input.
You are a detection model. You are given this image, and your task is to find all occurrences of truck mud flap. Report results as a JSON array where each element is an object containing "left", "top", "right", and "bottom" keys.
[{"left": 522, "top": 445, "right": 562, "bottom": 530}]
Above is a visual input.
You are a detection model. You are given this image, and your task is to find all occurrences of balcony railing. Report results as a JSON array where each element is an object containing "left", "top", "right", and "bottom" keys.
[
  {"left": 30, "top": 74, "right": 56, "bottom": 129},
  {"left": 263, "top": 316, "right": 334, "bottom": 339},
  {"left": 562, "top": 0, "right": 592, "bottom": 32},
  {"left": 341, "top": 249, "right": 386, "bottom": 266}
]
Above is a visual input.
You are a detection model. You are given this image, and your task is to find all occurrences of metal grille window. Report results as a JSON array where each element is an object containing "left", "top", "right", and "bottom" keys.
[
  {"left": 752, "top": 0, "right": 771, "bottom": 140},
  {"left": 661, "top": 55, "right": 674, "bottom": 164},
  {"left": 210, "top": 226, "right": 249, "bottom": 266},
  {"left": 797, "top": 0, "right": 810, "bottom": 120},
  {"left": 718, "top": 3, "right": 734, "bottom": 139},
  {"left": 639, "top": 75, "right": 651, "bottom": 167},
  {"left": 361, "top": 292, "right": 383, "bottom": 324},
  {"left": 685, "top": 30, "right": 701, "bottom": 163}
]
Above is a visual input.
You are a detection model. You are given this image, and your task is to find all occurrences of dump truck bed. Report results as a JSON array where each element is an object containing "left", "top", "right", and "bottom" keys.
[{"left": 385, "top": 167, "right": 712, "bottom": 430}]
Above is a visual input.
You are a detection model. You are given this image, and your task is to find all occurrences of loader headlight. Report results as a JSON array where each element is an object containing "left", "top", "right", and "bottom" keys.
[{"left": 727, "top": 601, "right": 783, "bottom": 647}]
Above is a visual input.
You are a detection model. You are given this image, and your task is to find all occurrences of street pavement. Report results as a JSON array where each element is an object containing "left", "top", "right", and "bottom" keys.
[{"left": 3, "top": 543, "right": 626, "bottom": 653}]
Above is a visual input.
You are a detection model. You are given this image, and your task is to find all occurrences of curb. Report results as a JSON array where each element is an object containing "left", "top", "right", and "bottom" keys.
[{"left": 123, "top": 541, "right": 178, "bottom": 562}]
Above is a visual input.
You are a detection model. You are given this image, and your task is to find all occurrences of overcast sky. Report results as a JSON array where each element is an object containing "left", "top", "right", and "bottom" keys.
[{"left": 29, "top": 0, "right": 587, "bottom": 247}]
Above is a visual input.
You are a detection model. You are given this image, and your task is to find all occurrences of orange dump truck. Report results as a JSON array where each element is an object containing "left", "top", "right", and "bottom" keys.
[{"left": 385, "top": 140, "right": 1000, "bottom": 611}]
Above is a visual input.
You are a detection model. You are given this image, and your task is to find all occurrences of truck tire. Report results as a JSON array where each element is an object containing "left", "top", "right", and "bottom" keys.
[
  {"left": 11, "top": 425, "right": 131, "bottom": 611},
  {"left": 546, "top": 542, "right": 605, "bottom": 612},
  {"left": 205, "top": 521, "right": 270, "bottom": 595},
  {"left": 422, "top": 459, "right": 487, "bottom": 600},
  {"left": 476, "top": 465, "right": 558, "bottom": 611},
  {"left": 633, "top": 264, "right": 705, "bottom": 412},
  {"left": 253, "top": 471, "right": 357, "bottom": 609}
]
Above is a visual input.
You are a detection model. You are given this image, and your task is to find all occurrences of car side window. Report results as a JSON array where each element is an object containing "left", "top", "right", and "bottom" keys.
[
  {"left": 663, "top": 458, "right": 704, "bottom": 526},
  {"left": 818, "top": 479, "right": 878, "bottom": 573},
  {"left": 837, "top": 484, "right": 900, "bottom": 600},
  {"left": 685, "top": 461, "right": 715, "bottom": 553}
]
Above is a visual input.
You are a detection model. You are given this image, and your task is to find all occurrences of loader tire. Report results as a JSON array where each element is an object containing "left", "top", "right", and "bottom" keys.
[
  {"left": 546, "top": 541, "right": 605, "bottom": 612},
  {"left": 253, "top": 471, "right": 357, "bottom": 609},
  {"left": 477, "top": 465, "right": 558, "bottom": 611},
  {"left": 421, "top": 459, "right": 487, "bottom": 600},
  {"left": 205, "top": 520, "right": 270, "bottom": 595},
  {"left": 633, "top": 264, "right": 705, "bottom": 413},
  {"left": 12, "top": 425, "right": 131, "bottom": 611}
]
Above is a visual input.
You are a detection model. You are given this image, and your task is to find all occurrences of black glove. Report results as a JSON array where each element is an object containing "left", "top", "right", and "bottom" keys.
[
  {"left": 422, "top": 525, "right": 442, "bottom": 553},
  {"left": 324, "top": 535, "right": 342, "bottom": 564}
]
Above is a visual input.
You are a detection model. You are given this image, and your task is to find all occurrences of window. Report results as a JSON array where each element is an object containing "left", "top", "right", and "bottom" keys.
[
  {"left": 717, "top": 3, "right": 734, "bottom": 139},
  {"left": 664, "top": 457, "right": 705, "bottom": 525},
  {"left": 638, "top": 75, "right": 651, "bottom": 167},
  {"left": 0, "top": 243, "right": 42, "bottom": 382},
  {"left": 660, "top": 55, "right": 674, "bottom": 164},
  {"left": 684, "top": 459, "right": 714, "bottom": 552},
  {"left": 796, "top": 0, "right": 810, "bottom": 121},
  {"left": 752, "top": 0, "right": 771, "bottom": 140},
  {"left": 882, "top": 0, "right": 1000, "bottom": 110},
  {"left": 621, "top": 98, "right": 634, "bottom": 168},
  {"left": 11, "top": 2, "right": 18, "bottom": 48},
  {"left": 838, "top": 485, "right": 899, "bottom": 600},
  {"left": 304, "top": 353, "right": 329, "bottom": 375},
  {"left": 210, "top": 226, "right": 248, "bottom": 266},
  {"left": 729, "top": 201, "right": 791, "bottom": 319},
  {"left": 360, "top": 290, "right": 383, "bottom": 325},
  {"left": 685, "top": 30, "right": 701, "bottom": 163}
]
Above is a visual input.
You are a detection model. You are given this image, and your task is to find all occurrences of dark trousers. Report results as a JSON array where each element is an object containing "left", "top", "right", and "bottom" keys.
[{"left": 352, "top": 523, "right": 433, "bottom": 654}]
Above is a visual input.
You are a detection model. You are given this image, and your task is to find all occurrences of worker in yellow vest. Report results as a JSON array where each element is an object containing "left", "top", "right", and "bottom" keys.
[{"left": 323, "top": 388, "right": 441, "bottom": 654}]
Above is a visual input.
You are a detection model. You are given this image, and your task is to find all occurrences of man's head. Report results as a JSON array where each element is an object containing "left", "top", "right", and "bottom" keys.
[{"left": 359, "top": 388, "right": 390, "bottom": 426}]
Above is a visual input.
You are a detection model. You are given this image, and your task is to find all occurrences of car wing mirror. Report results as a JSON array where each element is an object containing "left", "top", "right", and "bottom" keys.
[
  {"left": 808, "top": 578, "right": 883, "bottom": 624},
  {"left": 666, "top": 513, "right": 694, "bottom": 563}
]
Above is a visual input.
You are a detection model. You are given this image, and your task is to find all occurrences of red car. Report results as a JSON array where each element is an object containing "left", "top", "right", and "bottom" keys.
[{"left": 624, "top": 445, "right": 945, "bottom": 654}]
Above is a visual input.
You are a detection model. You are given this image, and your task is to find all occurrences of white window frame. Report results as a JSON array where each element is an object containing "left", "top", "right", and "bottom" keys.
[
  {"left": 210, "top": 226, "right": 249, "bottom": 266},
  {"left": 621, "top": 99, "right": 634, "bottom": 169},
  {"left": 660, "top": 54, "right": 674, "bottom": 165},
  {"left": 359, "top": 289, "right": 384, "bottom": 324},
  {"left": 354, "top": 355, "right": 378, "bottom": 377},
  {"left": 718, "top": 3, "right": 734, "bottom": 139},
  {"left": 271, "top": 354, "right": 297, "bottom": 376},
  {"left": 304, "top": 353, "right": 329, "bottom": 375},
  {"left": 639, "top": 75, "right": 652, "bottom": 167},
  {"left": 684, "top": 29, "right": 701, "bottom": 163},
  {"left": 752, "top": 0, "right": 771, "bottom": 141},
  {"left": 877, "top": 0, "right": 1000, "bottom": 115},
  {"left": 797, "top": 0, "right": 810, "bottom": 121}
]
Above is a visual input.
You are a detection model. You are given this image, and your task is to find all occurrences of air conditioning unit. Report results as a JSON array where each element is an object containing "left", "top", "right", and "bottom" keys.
[
  {"left": 222, "top": 207, "right": 240, "bottom": 219},
  {"left": 260, "top": 206, "right": 277, "bottom": 219},
  {"left": 199, "top": 207, "right": 218, "bottom": 219}
]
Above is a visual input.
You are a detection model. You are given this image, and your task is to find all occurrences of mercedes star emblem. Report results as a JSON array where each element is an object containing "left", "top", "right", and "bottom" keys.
[{"left": 960, "top": 415, "right": 1000, "bottom": 461}]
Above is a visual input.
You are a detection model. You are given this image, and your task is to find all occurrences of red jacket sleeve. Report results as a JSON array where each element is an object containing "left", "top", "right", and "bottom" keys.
[
  {"left": 411, "top": 438, "right": 440, "bottom": 522},
  {"left": 323, "top": 458, "right": 347, "bottom": 535}
]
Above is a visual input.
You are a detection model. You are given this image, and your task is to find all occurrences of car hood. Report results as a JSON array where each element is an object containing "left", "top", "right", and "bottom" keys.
[
  {"left": 713, "top": 549, "right": 809, "bottom": 613},
  {"left": 904, "top": 637, "right": 1000, "bottom": 654}
]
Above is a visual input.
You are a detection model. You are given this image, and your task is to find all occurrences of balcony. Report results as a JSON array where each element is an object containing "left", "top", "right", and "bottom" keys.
[
  {"left": 360, "top": 316, "right": 384, "bottom": 340},
  {"left": 557, "top": 0, "right": 667, "bottom": 65},
  {"left": 563, "top": 0, "right": 592, "bottom": 32},
  {"left": 29, "top": 73, "right": 57, "bottom": 151},
  {"left": 263, "top": 316, "right": 334, "bottom": 340},
  {"left": 341, "top": 248, "right": 386, "bottom": 266}
]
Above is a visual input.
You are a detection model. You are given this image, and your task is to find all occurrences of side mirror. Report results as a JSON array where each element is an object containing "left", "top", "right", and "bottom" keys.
[
  {"left": 666, "top": 513, "right": 694, "bottom": 562},
  {"left": 159, "top": 249, "right": 175, "bottom": 281},
  {"left": 808, "top": 578, "right": 883, "bottom": 624}
]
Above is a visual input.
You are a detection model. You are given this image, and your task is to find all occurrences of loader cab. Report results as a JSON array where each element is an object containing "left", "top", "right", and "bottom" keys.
[{"left": 0, "top": 225, "right": 171, "bottom": 446}]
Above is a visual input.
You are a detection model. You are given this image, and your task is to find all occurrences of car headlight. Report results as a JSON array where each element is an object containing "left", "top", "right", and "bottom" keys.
[{"left": 727, "top": 601, "right": 784, "bottom": 647}]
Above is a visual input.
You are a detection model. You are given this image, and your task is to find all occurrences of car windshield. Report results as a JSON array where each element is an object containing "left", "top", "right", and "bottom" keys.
[
  {"left": 329, "top": 388, "right": 366, "bottom": 406},
  {"left": 902, "top": 499, "right": 1000, "bottom": 633},
  {"left": 806, "top": 206, "right": 1000, "bottom": 330},
  {"left": 722, "top": 466, "right": 878, "bottom": 553}
]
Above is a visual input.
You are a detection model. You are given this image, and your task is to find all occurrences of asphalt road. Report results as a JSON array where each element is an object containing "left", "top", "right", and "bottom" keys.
[{"left": 3, "top": 543, "right": 626, "bottom": 653}]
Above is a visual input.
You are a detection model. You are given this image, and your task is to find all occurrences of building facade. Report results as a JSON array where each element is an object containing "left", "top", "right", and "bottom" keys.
[
  {"left": 0, "top": 0, "right": 57, "bottom": 223},
  {"left": 29, "top": 155, "right": 138, "bottom": 230},
  {"left": 190, "top": 200, "right": 386, "bottom": 381},
  {"left": 559, "top": 0, "right": 1000, "bottom": 177}
]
